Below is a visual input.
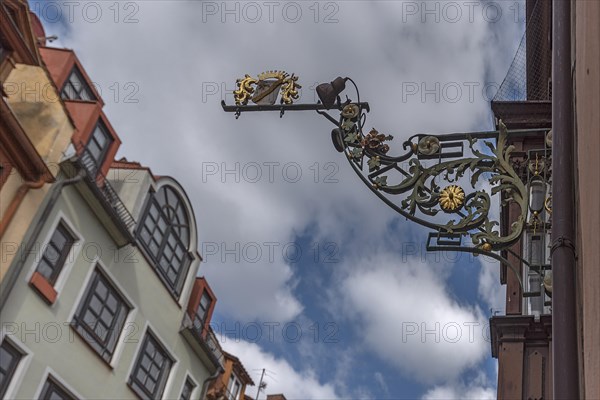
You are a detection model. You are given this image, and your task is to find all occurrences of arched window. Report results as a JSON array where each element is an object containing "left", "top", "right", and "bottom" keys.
[{"left": 137, "top": 185, "right": 192, "bottom": 297}]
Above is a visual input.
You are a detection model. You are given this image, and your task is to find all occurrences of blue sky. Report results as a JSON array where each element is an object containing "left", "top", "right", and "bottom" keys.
[{"left": 31, "top": 1, "right": 526, "bottom": 397}]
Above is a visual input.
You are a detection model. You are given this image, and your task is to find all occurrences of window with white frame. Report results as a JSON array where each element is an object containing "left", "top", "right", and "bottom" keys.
[
  {"left": 35, "top": 222, "right": 75, "bottom": 285},
  {"left": 179, "top": 376, "right": 196, "bottom": 400},
  {"left": 39, "top": 376, "right": 77, "bottom": 400},
  {"left": 137, "top": 185, "right": 192, "bottom": 298},
  {"left": 71, "top": 268, "right": 131, "bottom": 363},
  {"left": 128, "top": 331, "right": 174, "bottom": 399},
  {"left": 0, "top": 339, "right": 24, "bottom": 399}
]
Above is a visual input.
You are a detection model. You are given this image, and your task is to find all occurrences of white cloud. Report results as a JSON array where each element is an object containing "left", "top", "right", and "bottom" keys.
[
  {"left": 374, "top": 371, "right": 390, "bottom": 398},
  {"left": 48, "top": 0, "right": 500, "bottom": 322},
  {"left": 338, "top": 252, "right": 489, "bottom": 384},
  {"left": 422, "top": 383, "right": 495, "bottom": 400},
  {"left": 220, "top": 340, "right": 338, "bottom": 399},
  {"left": 38, "top": 0, "right": 521, "bottom": 392},
  {"left": 422, "top": 371, "right": 495, "bottom": 400},
  {"left": 477, "top": 257, "right": 506, "bottom": 312}
]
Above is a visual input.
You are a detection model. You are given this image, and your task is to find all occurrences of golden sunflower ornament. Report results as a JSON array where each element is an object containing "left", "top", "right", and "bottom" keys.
[{"left": 439, "top": 185, "right": 465, "bottom": 211}]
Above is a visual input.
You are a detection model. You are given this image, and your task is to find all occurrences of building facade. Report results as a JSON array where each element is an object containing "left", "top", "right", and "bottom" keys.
[
  {"left": 206, "top": 351, "right": 254, "bottom": 400},
  {"left": 0, "top": 0, "right": 74, "bottom": 294},
  {"left": 0, "top": 6, "right": 255, "bottom": 400},
  {"left": 490, "top": 0, "right": 599, "bottom": 399}
]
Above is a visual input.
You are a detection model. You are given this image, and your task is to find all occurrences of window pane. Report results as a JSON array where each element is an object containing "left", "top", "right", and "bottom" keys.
[
  {"left": 36, "top": 260, "right": 54, "bottom": 281},
  {"left": 51, "top": 229, "right": 68, "bottom": 249},
  {"left": 92, "top": 125, "right": 108, "bottom": 148},
  {"left": 43, "top": 243, "right": 60, "bottom": 262}
]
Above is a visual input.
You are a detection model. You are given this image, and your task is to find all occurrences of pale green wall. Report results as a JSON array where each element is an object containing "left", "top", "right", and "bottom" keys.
[{"left": 1, "top": 178, "right": 210, "bottom": 399}]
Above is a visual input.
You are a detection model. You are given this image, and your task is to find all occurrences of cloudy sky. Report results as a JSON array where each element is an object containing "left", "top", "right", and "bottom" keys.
[{"left": 33, "top": 0, "right": 526, "bottom": 398}]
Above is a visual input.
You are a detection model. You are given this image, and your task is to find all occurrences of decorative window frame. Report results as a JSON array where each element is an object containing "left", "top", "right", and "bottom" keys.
[
  {"left": 134, "top": 179, "right": 200, "bottom": 307},
  {"left": 178, "top": 372, "right": 199, "bottom": 400},
  {"left": 32, "top": 367, "right": 83, "bottom": 400},
  {"left": 25, "top": 212, "right": 83, "bottom": 305},
  {"left": 0, "top": 332, "right": 32, "bottom": 400},
  {"left": 66, "top": 257, "right": 138, "bottom": 369},
  {"left": 125, "top": 322, "right": 179, "bottom": 400}
]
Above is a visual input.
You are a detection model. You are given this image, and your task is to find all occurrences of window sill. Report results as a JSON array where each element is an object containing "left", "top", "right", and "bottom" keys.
[{"left": 29, "top": 271, "right": 57, "bottom": 304}]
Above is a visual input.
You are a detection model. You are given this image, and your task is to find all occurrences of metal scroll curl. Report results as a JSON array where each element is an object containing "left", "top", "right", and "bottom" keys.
[{"left": 337, "top": 103, "right": 528, "bottom": 254}]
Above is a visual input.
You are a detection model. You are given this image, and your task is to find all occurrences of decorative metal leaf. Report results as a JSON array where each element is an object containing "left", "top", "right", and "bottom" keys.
[{"left": 367, "top": 156, "right": 381, "bottom": 172}]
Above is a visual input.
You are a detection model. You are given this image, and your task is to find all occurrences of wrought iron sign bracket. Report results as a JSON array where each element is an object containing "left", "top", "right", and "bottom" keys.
[{"left": 221, "top": 73, "right": 553, "bottom": 288}]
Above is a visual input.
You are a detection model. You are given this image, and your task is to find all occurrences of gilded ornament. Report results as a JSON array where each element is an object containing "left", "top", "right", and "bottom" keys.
[
  {"left": 280, "top": 74, "right": 301, "bottom": 104},
  {"left": 233, "top": 71, "right": 301, "bottom": 106},
  {"left": 360, "top": 129, "right": 393, "bottom": 154},
  {"left": 234, "top": 74, "right": 258, "bottom": 105},
  {"left": 544, "top": 196, "right": 552, "bottom": 214},
  {"left": 439, "top": 185, "right": 465, "bottom": 211},
  {"left": 342, "top": 104, "right": 359, "bottom": 119},
  {"left": 417, "top": 136, "right": 440, "bottom": 155}
]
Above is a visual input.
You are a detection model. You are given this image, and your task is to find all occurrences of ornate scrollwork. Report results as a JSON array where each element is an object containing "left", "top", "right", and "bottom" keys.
[
  {"left": 336, "top": 104, "right": 529, "bottom": 252},
  {"left": 233, "top": 74, "right": 259, "bottom": 105},
  {"left": 233, "top": 71, "right": 302, "bottom": 106}
]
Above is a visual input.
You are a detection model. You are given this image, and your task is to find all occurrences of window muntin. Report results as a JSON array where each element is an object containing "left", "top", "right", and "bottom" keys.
[
  {"left": 179, "top": 377, "right": 196, "bottom": 400},
  {"left": 84, "top": 121, "right": 112, "bottom": 175},
  {"left": 0, "top": 339, "right": 23, "bottom": 399},
  {"left": 39, "top": 377, "right": 77, "bottom": 400},
  {"left": 35, "top": 222, "right": 75, "bottom": 285},
  {"left": 72, "top": 269, "right": 130, "bottom": 362},
  {"left": 138, "top": 186, "right": 192, "bottom": 297},
  {"left": 129, "top": 332, "right": 174, "bottom": 400},
  {"left": 61, "top": 67, "right": 96, "bottom": 101}
]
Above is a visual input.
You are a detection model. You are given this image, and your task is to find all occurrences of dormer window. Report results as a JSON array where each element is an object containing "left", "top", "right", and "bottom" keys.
[
  {"left": 83, "top": 120, "right": 112, "bottom": 176},
  {"left": 61, "top": 66, "right": 96, "bottom": 101},
  {"left": 193, "top": 291, "right": 212, "bottom": 334},
  {"left": 138, "top": 185, "right": 193, "bottom": 297},
  {"left": 227, "top": 374, "right": 241, "bottom": 400}
]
